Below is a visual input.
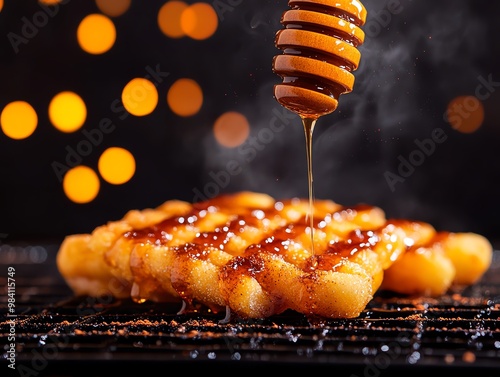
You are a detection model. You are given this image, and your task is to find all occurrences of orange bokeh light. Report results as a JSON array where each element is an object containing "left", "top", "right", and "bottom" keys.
[
  {"left": 446, "top": 96, "right": 485, "bottom": 134},
  {"left": 77, "top": 14, "right": 116, "bottom": 55},
  {"left": 95, "top": 0, "right": 131, "bottom": 17},
  {"left": 167, "top": 78, "right": 203, "bottom": 117},
  {"left": 49, "top": 91, "right": 87, "bottom": 132},
  {"left": 181, "top": 2, "right": 218, "bottom": 40},
  {"left": 0, "top": 0, "right": 4, "bottom": 12},
  {"left": 38, "top": 0, "right": 62, "bottom": 4},
  {"left": 98, "top": 147, "right": 136, "bottom": 185},
  {"left": 1, "top": 101, "right": 38, "bottom": 140},
  {"left": 158, "top": 1, "right": 188, "bottom": 39},
  {"left": 213, "top": 111, "right": 250, "bottom": 148},
  {"left": 63, "top": 166, "right": 100, "bottom": 204},
  {"left": 122, "top": 78, "right": 159, "bottom": 117},
  {"left": 49, "top": 91, "right": 87, "bottom": 133}
]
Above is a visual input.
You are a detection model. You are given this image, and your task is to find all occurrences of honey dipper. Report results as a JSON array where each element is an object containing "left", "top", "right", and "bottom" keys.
[
  {"left": 273, "top": 0, "right": 367, "bottom": 118},
  {"left": 272, "top": 0, "right": 367, "bottom": 254}
]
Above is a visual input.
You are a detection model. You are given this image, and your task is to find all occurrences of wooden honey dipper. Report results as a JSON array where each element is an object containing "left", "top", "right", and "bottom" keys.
[
  {"left": 272, "top": 0, "right": 367, "bottom": 255},
  {"left": 273, "top": 0, "right": 367, "bottom": 117}
]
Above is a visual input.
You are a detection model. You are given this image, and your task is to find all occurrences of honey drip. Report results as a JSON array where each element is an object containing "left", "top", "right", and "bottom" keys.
[
  {"left": 272, "top": 0, "right": 367, "bottom": 258},
  {"left": 302, "top": 116, "right": 317, "bottom": 256}
]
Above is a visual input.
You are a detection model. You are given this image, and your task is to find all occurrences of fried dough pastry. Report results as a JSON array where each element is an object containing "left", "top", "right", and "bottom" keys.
[{"left": 57, "top": 191, "right": 493, "bottom": 320}]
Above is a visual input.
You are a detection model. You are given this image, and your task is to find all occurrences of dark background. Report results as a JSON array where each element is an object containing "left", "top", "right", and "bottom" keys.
[{"left": 0, "top": 0, "right": 499, "bottom": 245}]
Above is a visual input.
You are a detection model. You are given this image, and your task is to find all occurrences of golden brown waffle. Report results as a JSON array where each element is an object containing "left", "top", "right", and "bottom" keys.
[{"left": 57, "top": 191, "right": 493, "bottom": 320}]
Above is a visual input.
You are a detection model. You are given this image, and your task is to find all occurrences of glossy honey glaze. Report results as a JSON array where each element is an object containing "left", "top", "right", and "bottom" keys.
[{"left": 123, "top": 194, "right": 416, "bottom": 277}]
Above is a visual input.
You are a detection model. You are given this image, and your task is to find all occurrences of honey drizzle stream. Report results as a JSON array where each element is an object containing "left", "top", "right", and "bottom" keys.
[{"left": 302, "top": 116, "right": 317, "bottom": 258}]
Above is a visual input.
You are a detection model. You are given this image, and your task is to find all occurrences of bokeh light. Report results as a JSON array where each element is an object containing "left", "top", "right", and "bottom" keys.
[
  {"left": 63, "top": 166, "right": 100, "bottom": 204},
  {"left": 1, "top": 101, "right": 38, "bottom": 140},
  {"left": 49, "top": 91, "right": 87, "bottom": 133},
  {"left": 158, "top": 1, "right": 188, "bottom": 39},
  {"left": 446, "top": 96, "right": 485, "bottom": 134},
  {"left": 122, "top": 78, "right": 159, "bottom": 116},
  {"left": 181, "top": 2, "right": 218, "bottom": 40},
  {"left": 0, "top": 0, "right": 4, "bottom": 12},
  {"left": 167, "top": 78, "right": 203, "bottom": 117},
  {"left": 38, "top": 0, "right": 62, "bottom": 4},
  {"left": 77, "top": 14, "right": 116, "bottom": 55},
  {"left": 213, "top": 111, "right": 250, "bottom": 148},
  {"left": 98, "top": 147, "right": 136, "bottom": 185},
  {"left": 95, "top": 0, "right": 131, "bottom": 17}
]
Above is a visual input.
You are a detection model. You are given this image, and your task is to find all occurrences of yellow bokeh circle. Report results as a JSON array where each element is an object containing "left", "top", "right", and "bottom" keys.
[
  {"left": 95, "top": 0, "right": 131, "bottom": 17},
  {"left": 122, "top": 78, "right": 159, "bottom": 116},
  {"left": 446, "top": 96, "right": 485, "bottom": 134},
  {"left": 158, "top": 1, "right": 188, "bottom": 39},
  {"left": 98, "top": 147, "right": 136, "bottom": 185},
  {"left": 213, "top": 111, "right": 251, "bottom": 148},
  {"left": 49, "top": 91, "right": 87, "bottom": 133},
  {"left": 63, "top": 166, "right": 100, "bottom": 204},
  {"left": 167, "top": 78, "right": 203, "bottom": 117},
  {"left": 1, "top": 101, "right": 38, "bottom": 140},
  {"left": 77, "top": 14, "right": 116, "bottom": 55},
  {"left": 181, "top": 3, "right": 218, "bottom": 40}
]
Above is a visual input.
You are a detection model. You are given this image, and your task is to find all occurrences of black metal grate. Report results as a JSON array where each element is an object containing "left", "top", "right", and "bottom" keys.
[{"left": 1, "top": 240, "right": 500, "bottom": 375}]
